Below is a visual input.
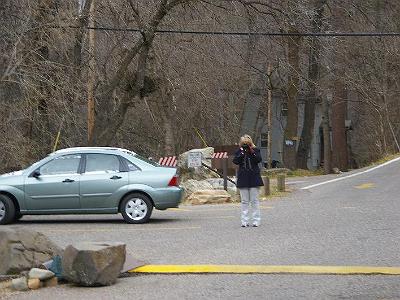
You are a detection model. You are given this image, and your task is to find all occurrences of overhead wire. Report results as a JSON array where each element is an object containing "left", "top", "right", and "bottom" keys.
[{"left": 64, "top": 26, "right": 400, "bottom": 37}]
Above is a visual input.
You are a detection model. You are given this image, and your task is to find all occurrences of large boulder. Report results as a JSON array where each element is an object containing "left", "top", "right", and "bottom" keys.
[
  {"left": 178, "top": 147, "right": 219, "bottom": 181},
  {"left": 178, "top": 147, "right": 214, "bottom": 168},
  {"left": 0, "top": 227, "right": 62, "bottom": 275},
  {"left": 205, "top": 178, "right": 237, "bottom": 189},
  {"left": 187, "top": 189, "right": 231, "bottom": 205},
  {"left": 62, "top": 242, "right": 126, "bottom": 287},
  {"left": 180, "top": 179, "right": 214, "bottom": 199}
]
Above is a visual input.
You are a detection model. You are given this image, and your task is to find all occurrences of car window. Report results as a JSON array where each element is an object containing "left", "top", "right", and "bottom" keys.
[
  {"left": 85, "top": 154, "right": 121, "bottom": 173},
  {"left": 121, "top": 158, "right": 140, "bottom": 172},
  {"left": 40, "top": 154, "right": 81, "bottom": 175}
]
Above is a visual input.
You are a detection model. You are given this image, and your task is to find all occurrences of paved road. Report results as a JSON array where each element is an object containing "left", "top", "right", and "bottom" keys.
[{"left": 3, "top": 159, "right": 400, "bottom": 299}]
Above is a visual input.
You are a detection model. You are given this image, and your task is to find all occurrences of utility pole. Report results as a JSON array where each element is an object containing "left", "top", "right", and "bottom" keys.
[
  {"left": 87, "top": 0, "right": 95, "bottom": 144},
  {"left": 267, "top": 63, "right": 272, "bottom": 169}
]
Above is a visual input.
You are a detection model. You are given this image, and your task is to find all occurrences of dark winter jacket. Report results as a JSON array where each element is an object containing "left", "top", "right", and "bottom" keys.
[{"left": 233, "top": 147, "right": 264, "bottom": 188}]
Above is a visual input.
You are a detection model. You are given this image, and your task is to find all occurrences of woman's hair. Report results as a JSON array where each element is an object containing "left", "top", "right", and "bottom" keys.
[{"left": 239, "top": 134, "right": 255, "bottom": 147}]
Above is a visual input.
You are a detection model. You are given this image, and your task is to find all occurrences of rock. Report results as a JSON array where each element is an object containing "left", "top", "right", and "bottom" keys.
[
  {"left": 42, "top": 277, "right": 58, "bottom": 288},
  {"left": 121, "top": 252, "right": 147, "bottom": 273},
  {"left": 332, "top": 167, "right": 341, "bottom": 174},
  {"left": 27, "top": 278, "right": 41, "bottom": 290},
  {"left": 226, "top": 187, "right": 240, "bottom": 202},
  {"left": 0, "top": 280, "right": 12, "bottom": 289},
  {"left": 178, "top": 147, "right": 219, "bottom": 181},
  {"left": 187, "top": 189, "right": 231, "bottom": 205},
  {"left": 40, "top": 255, "right": 63, "bottom": 279},
  {"left": 178, "top": 147, "right": 214, "bottom": 168},
  {"left": 205, "top": 178, "right": 237, "bottom": 189},
  {"left": 28, "top": 268, "right": 54, "bottom": 281},
  {"left": 180, "top": 179, "right": 213, "bottom": 199},
  {"left": 11, "top": 277, "right": 28, "bottom": 291},
  {"left": 62, "top": 242, "right": 126, "bottom": 286},
  {"left": 0, "top": 227, "right": 62, "bottom": 275}
]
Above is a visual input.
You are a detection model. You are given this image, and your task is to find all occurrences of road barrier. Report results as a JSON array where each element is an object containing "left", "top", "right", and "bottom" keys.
[
  {"left": 211, "top": 152, "right": 228, "bottom": 159},
  {"left": 158, "top": 156, "right": 177, "bottom": 167}
]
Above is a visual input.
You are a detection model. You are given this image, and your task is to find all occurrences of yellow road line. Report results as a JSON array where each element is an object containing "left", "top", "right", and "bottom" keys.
[
  {"left": 43, "top": 226, "right": 201, "bottom": 233},
  {"left": 129, "top": 265, "right": 400, "bottom": 275},
  {"left": 354, "top": 183, "right": 375, "bottom": 189}
]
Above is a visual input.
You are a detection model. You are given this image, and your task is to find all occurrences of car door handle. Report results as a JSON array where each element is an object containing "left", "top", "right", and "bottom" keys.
[
  {"left": 110, "top": 175, "right": 122, "bottom": 180},
  {"left": 62, "top": 179, "right": 75, "bottom": 183}
]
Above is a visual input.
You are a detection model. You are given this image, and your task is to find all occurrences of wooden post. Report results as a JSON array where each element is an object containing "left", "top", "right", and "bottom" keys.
[
  {"left": 277, "top": 174, "right": 285, "bottom": 192},
  {"left": 262, "top": 176, "right": 270, "bottom": 196},
  {"left": 222, "top": 157, "right": 228, "bottom": 191}
]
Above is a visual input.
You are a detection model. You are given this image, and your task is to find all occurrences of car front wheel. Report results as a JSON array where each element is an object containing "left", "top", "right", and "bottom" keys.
[
  {"left": 0, "top": 195, "right": 16, "bottom": 225},
  {"left": 120, "top": 193, "right": 153, "bottom": 224}
]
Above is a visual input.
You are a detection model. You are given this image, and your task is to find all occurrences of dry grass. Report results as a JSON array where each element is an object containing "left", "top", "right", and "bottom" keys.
[
  {"left": 370, "top": 152, "right": 400, "bottom": 166},
  {"left": 262, "top": 168, "right": 324, "bottom": 178},
  {"left": 286, "top": 168, "right": 324, "bottom": 177}
]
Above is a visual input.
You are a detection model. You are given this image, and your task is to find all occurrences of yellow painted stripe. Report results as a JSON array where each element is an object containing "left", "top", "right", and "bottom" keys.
[
  {"left": 354, "top": 183, "right": 375, "bottom": 189},
  {"left": 129, "top": 265, "right": 400, "bottom": 275}
]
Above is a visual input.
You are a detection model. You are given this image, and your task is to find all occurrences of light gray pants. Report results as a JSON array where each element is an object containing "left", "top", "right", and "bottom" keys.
[{"left": 239, "top": 187, "right": 261, "bottom": 225}]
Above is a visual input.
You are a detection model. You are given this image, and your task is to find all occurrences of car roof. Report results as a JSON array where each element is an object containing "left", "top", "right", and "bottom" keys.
[{"left": 52, "top": 147, "right": 137, "bottom": 156}]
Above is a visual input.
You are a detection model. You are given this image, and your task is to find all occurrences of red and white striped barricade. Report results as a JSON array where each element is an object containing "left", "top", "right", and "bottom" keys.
[
  {"left": 212, "top": 152, "right": 228, "bottom": 159},
  {"left": 158, "top": 156, "right": 177, "bottom": 167},
  {"left": 211, "top": 152, "right": 229, "bottom": 190}
]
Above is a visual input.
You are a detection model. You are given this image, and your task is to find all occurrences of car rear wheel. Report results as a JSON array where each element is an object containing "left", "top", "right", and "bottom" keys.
[
  {"left": 0, "top": 195, "right": 16, "bottom": 225},
  {"left": 120, "top": 193, "right": 153, "bottom": 224}
]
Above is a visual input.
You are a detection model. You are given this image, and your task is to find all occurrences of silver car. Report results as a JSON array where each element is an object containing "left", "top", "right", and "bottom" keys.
[{"left": 0, "top": 147, "right": 182, "bottom": 224}]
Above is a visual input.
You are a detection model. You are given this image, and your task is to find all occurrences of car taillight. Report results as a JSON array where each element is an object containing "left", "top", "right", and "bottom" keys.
[{"left": 168, "top": 175, "right": 179, "bottom": 187}]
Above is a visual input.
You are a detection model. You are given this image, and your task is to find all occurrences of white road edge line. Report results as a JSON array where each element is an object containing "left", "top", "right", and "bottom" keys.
[{"left": 301, "top": 156, "right": 400, "bottom": 190}]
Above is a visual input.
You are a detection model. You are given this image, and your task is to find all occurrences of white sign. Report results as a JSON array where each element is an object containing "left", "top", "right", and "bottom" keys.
[{"left": 188, "top": 152, "right": 202, "bottom": 168}]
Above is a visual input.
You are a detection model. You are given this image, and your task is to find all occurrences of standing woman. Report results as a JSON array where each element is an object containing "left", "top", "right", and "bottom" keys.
[{"left": 233, "top": 134, "right": 264, "bottom": 227}]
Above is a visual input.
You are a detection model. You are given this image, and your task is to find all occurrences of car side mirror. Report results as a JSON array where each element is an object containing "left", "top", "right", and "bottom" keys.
[{"left": 32, "top": 170, "right": 41, "bottom": 178}]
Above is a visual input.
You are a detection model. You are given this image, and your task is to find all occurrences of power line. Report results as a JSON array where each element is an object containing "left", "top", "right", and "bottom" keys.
[{"left": 74, "top": 26, "right": 400, "bottom": 37}]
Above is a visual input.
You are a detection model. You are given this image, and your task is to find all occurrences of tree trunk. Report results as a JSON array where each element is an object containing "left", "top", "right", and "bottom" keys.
[
  {"left": 87, "top": 0, "right": 96, "bottom": 143},
  {"left": 331, "top": 78, "right": 348, "bottom": 171},
  {"left": 296, "top": 0, "right": 325, "bottom": 169},
  {"left": 159, "top": 85, "right": 175, "bottom": 156},
  {"left": 266, "top": 64, "right": 272, "bottom": 169},
  {"left": 322, "top": 95, "right": 332, "bottom": 174},
  {"left": 163, "top": 116, "right": 175, "bottom": 156},
  {"left": 283, "top": 26, "right": 301, "bottom": 170}
]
